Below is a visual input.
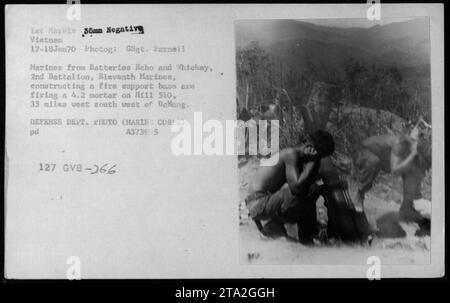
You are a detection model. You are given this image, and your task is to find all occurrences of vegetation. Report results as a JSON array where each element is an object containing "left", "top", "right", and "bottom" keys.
[{"left": 236, "top": 42, "right": 431, "bottom": 164}]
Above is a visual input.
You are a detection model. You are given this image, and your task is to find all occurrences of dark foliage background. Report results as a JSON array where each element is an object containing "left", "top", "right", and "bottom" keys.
[{"left": 235, "top": 19, "right": 431, "bottom": 164}]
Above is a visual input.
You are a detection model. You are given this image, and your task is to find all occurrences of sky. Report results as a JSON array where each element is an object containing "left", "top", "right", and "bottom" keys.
[{"left": 303, "top": 17, "right": 419, "bottom": 28}]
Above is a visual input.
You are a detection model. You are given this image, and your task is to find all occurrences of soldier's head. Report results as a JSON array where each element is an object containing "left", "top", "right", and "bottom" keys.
[{"left": 300, "top": 130, "right": 335, "bottom": 159}]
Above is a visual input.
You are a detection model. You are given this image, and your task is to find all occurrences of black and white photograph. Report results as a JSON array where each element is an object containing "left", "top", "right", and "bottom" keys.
[
  {"left": 237, "top": 18, "right": 434, "bottom": 265},
  {"left": 3, "top": 3, "right": 444, "bottom": 282}
]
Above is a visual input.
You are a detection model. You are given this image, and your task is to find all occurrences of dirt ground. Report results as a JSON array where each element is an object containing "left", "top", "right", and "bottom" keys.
[{"left": 239, "top": 157, "right": 431, "bottom": 265}]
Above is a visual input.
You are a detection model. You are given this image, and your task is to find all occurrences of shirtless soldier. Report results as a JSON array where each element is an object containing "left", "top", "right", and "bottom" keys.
[
  {"left": 280, "top": 82, "right": 373, "bottom": 242},
  {"left": 297, "top": 82, "right": 372, "bottom": 242},
  {"left": 353, "top": 122, "right": 430, "bottom": 235},
  {"left": 245, "top": 130, "right": 335, "bottom": 244}
]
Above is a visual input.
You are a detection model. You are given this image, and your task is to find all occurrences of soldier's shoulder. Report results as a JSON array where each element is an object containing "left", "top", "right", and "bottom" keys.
[
  {"left": 279, "top": 147, "right": 298, "bottom": 159},
  {"left": 363, "top": 134, "right": 391, "bottom": 145}
]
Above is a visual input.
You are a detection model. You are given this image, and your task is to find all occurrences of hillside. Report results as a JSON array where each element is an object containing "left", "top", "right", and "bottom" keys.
[
  {"left": 236, "top": 18, "right": 430, "bottom": 68},
  {"left": 236, "top": 18, "right": 432, "bottom": 265},
  {"left": 235, "top": 18, "right": 431, "bottom": 122}
]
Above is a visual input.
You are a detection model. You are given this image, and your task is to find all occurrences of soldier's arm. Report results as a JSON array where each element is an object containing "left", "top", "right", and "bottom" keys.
[
  {"left": 390, "top": 140, "right": 418, "bottom": 175},
  {"left": 284, "top": 149, "right": 318, "bottom": 196}
]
